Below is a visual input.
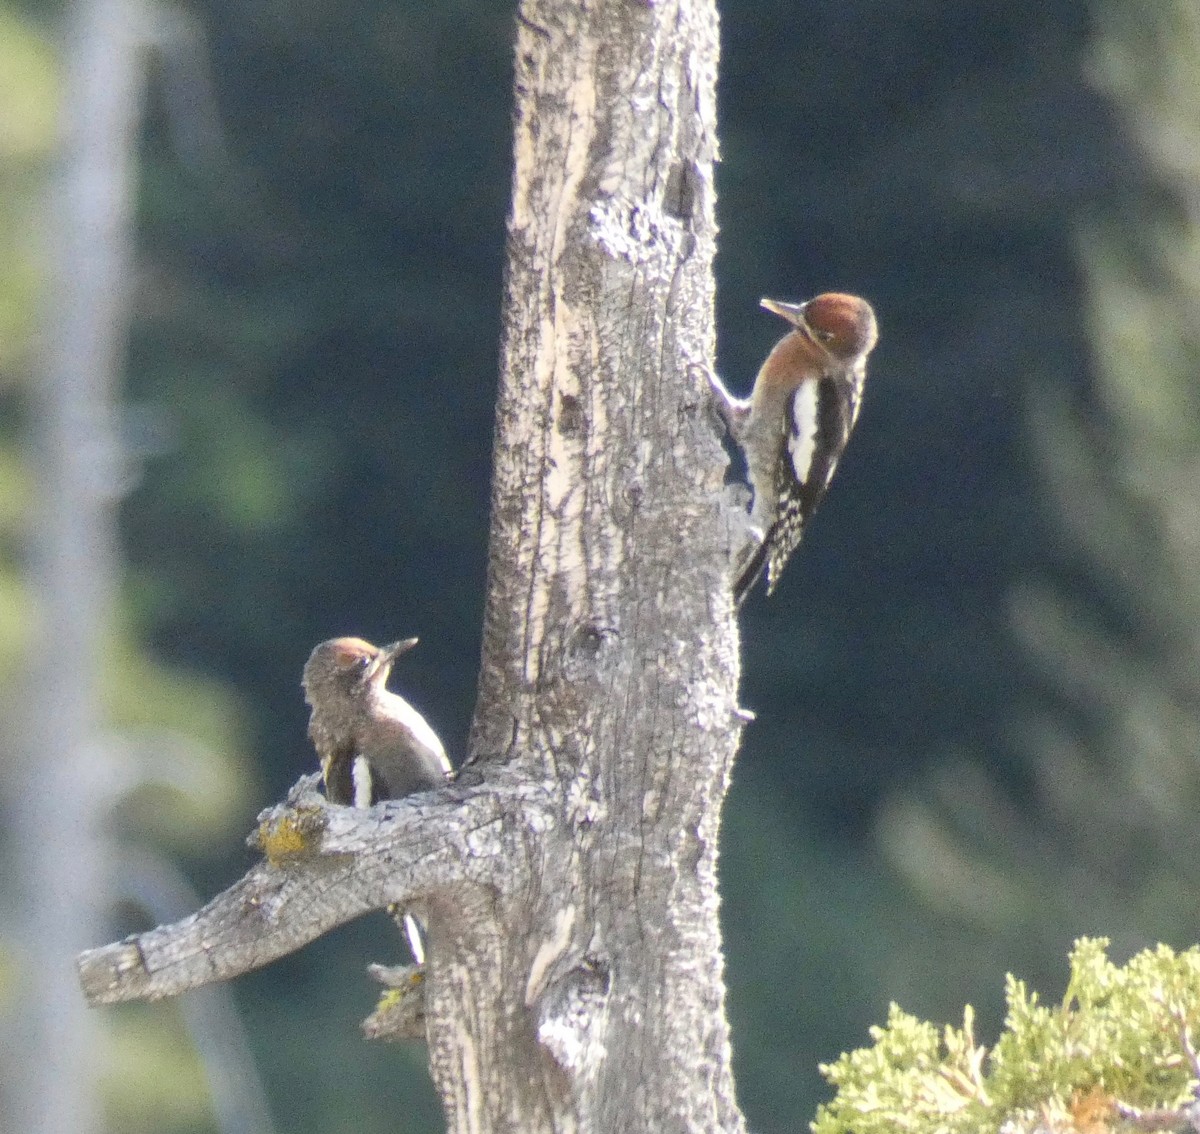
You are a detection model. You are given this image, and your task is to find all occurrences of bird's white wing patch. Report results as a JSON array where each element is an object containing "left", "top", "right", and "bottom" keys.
[
  {"left": 403, "top": 913, "right": 426, "bottom": 965},
  {"left": 787, "top": 381, "right": 822, "bottom": 487},
  {"left": 351, "top": 754, "right": 374, "bottom": 807}
]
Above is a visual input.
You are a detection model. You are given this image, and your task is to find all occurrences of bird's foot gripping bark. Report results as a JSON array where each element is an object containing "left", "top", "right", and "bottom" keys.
[
  {"left": 691, "top": 361, "right": 749, "bottom": 437},
  {"left": 363, "top": 962, "right": 427, "bottom": 1042}
]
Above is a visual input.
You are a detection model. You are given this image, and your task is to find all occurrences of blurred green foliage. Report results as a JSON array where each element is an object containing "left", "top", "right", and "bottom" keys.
[
  {"left": 0, "top": 3, "right": 54, "bottom": 375},
  {"left": 0, "top": 5, "right": 258, "bottom": 1130},
  {"left": 870, "top": 0, "right": 1200, "bottom": 1031},
  {"left": 1, "top": 0, "right": 1198, "bottom": 1131}
]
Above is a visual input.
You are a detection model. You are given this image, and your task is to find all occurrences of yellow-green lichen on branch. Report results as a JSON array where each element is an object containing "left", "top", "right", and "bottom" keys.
[
  {"left": 362, "top": 969, "right": 426, "bottom": 1042},
  {"left": 251, "top": 806, "right": 327, "bottom": 864},
  {"left": 813, "top": 938, "right": 1200, "bottom": 1134},
  {"left": 374, "top": 969, "right": 424, "bottom": 1014}
]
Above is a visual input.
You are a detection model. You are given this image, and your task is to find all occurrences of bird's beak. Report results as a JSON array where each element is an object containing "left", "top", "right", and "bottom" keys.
[
  {"left": 760, "top": 297, "right": 808, "bottom": 327},
  {"left": 366, "top": 637, "right": 419, "bottom": 682}
]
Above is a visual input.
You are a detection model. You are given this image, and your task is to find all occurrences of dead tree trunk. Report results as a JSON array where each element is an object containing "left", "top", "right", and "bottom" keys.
[
  {"left": 456, "top": 0, "right": 739, "bottom": 1128},
  {"left": 78, "top": 1, "right": 745, "bottom": 1129}
]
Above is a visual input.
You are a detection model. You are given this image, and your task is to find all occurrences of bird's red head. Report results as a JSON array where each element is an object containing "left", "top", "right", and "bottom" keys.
[{"left": 762, "top": 293, "right": 878, "bottom": 363}]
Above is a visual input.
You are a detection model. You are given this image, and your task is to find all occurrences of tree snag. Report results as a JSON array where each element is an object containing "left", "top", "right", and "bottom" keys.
[{"left": 78, "top": 1, "right": 745, "bottom": 1130}]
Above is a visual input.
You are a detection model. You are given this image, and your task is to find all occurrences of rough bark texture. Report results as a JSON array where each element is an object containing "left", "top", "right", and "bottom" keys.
[
  {"left": 77, "top": 775, "right": 553, "bottom": 1006},
  {"left": 78, "top": 1, "right": 743, "bottom": 1131},
  {"left": 453, "top": 1, "right": 741, "bottom": 1130}
]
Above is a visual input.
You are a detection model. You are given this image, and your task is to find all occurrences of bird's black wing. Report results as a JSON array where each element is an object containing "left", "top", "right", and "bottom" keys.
[
  {"left": 763, "top": 371, "right": 861, "bottom": 593},
  {"left": 731, "top": 371, "right": 862, "bottom": 603},
  {"left": 319, "top": 738, "right": 359, "bottom": 805}
]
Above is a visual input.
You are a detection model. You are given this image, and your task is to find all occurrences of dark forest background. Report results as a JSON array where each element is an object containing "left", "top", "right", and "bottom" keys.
[{"left": 3, "top": 1, "right": 1199, "bottom": 1132}]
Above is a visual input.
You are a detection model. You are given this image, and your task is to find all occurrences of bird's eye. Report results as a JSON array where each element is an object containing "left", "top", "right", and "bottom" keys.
[{"left": 815, "top": 327, "right": 836, "bottom": 344}]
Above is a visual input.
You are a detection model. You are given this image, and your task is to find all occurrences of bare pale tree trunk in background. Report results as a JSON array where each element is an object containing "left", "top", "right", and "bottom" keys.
[
  {"left": 77, "top": 1, "right": 745, "bottom": 1129},
  {"left": 14, "top": 0, "right": 143, "bottom": 1130}
]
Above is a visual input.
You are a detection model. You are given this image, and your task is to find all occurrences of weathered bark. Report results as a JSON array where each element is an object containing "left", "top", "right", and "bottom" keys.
[
  {"left": 78, "top": 0, "right": 743, "bottom": 1130},
  {"left": 78, "top": 774, "right": 554, "bottom": 1004},
  {"left": 457, "top": 0, "right": 739, "bottom": 1130}
]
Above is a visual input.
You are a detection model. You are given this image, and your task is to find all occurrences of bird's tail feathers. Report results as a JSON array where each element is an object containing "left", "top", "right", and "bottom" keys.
[{"left": 732, "top": 535, "right": 771, "bottom": 606}]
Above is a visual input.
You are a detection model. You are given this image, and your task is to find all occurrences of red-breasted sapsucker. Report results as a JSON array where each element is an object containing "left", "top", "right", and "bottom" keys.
[{"left": 708, "top": 292, "right": 878, "bottom": 602}]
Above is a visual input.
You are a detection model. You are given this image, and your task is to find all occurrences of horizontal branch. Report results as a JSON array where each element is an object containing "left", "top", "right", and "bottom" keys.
[{"left": 77, "top": 772, "right": 549, "bottom": 1007}]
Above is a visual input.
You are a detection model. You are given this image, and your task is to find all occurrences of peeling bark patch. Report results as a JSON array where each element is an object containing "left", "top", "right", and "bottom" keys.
[
  {"left": 589, "top": 197, "right": 663, "bottom": 266},
  {"left": 536, "top": 957, "right": 612, "bottom": 1078},
  {"left": 557, "top": 392, "right": 584, "bottom": 436},
  {"left": 526, "top": 905, "right": 576, "bottom": 1005},
  {"left": 663, "top": 161, "right": 697, "bottom": 221},
  {"left": 455, "top": 1027, "right": 484, "bottom": 1132}
]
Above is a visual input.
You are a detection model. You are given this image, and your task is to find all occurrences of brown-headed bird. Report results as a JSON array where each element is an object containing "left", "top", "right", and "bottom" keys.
[
  {"left": 303, "top": 636, "right": 452, "bottom": 805},
  {"left": 302, "top": 636, "right": 452, "bottom": 963}
]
